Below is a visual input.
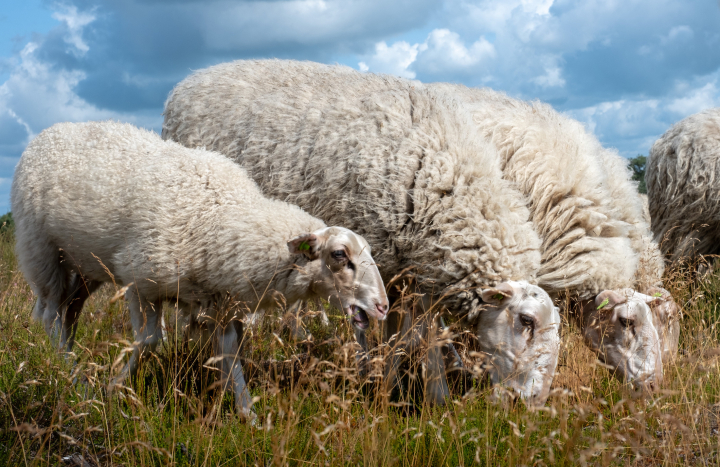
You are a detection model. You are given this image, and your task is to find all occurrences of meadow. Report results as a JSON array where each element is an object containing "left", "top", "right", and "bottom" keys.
[{"left": 1, "top": 219, "right": 720, "bottom": 466}]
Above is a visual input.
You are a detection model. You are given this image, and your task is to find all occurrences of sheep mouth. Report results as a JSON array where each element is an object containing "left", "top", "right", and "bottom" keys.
[{"left": 349, "top": 305, "right": 370, "bottom": 330}]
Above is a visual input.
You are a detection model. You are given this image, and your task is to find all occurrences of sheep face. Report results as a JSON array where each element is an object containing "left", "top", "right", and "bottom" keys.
[
  {"left": 581, "top": 289, "right": 666, "bottom": 389},
  {"left": 476, "top": 281, "right": 561, "bottom": 406},
  {"left": 288, "top": 226, "right": 389, "bottom": 330}
]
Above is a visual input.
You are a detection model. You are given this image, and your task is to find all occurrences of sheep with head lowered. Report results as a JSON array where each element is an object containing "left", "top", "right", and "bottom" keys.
[
  {"left": 162, "top": 59, "right": 562, "bottom": 405},
  {"left": 427, "top": 83, "right": 678, "bottom": 386},
  {"left": 11, "top": 120, "right": 389, "bottom": 416},
  {"left": 646, "top": 108, "right": 720, "bottom": 264}
]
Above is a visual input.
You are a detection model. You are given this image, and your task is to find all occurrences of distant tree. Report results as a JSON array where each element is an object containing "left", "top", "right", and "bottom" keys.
[
  {"left": 628, "top": 155, "right": 647, "bottom": 194},
  {"left": 0, "top": 212, "right": 13, "bottom": 234}
]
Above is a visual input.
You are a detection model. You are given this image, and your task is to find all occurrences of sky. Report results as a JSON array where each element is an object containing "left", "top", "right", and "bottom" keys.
[{"left": 1, "top": 0, "right": 719, "bottom": 213}]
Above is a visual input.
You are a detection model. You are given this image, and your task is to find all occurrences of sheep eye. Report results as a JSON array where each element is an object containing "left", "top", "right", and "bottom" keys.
[
  {"left": 331, "top": 250, "right": 347, "bottom": 261},
  {"left": 519, "top": 314, "right": 535, "bottom": 328},
  {"left": 618, "top": 317, "right": 633, "bottom": 328}
]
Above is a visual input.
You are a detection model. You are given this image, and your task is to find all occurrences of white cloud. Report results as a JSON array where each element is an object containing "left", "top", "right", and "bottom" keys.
[
  {"left": 521, "top": 0, "right": 554, "bottom": 16},
  {"left": 358, "top": 28, "right": 495, "bottom": 79},
  {"left": 566, "top": 71, "right": 720, "bottom": 157},
  {"left": 358, "top": 41, "right": 421, "bottom": 79},
  {"left": 532, "top": 56, "right": 565, "bottom": 88},
  {"left": 51, "top": 5, "right": 96, "bottom": 56},
  {"left": 667, "top": 81, "right": 720, "bottom": 115},
  {"left": 661, "top": 25, "right": 693, "bottom": 45},
  {"left": 418, "top": 29, "right": 495, "bottom": 71},
  {"left": 0, "top": 7, "right": 159, "bottom": 154}
]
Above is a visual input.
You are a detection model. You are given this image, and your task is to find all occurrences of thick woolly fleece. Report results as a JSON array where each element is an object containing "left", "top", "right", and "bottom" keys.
[
  {"left": 428, "top": 83, "right": 665, "bottom": 299},
  {"left": 646, "top": 108, "right": 720, "bottom": 262},
  {"left": 162, "top": 59, "right": 542, "bottom": 316},
  {"left": 12, "top": 121, "right": 327, "bottom": 311},
  {"left": 163, "top": 59, "right": 662, "bottom": 302}
]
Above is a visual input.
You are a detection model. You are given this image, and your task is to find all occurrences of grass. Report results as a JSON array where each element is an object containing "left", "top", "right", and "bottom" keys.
[{"left": 2, "top": 226, "right": 720, "bottom": 466}]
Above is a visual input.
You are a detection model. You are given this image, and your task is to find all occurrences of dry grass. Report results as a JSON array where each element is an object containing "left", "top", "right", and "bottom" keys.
[{"left": 2, "top": 226, "right": 720, "bottom": 466}]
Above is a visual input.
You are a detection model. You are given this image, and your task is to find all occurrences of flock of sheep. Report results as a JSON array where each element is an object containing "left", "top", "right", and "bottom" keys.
[{"left": 10, "top": 59, "right": 718, "bottom": 418}]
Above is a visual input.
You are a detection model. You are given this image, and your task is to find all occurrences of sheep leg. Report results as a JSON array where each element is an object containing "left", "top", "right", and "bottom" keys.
[
  {"left": 121, "top": 286, "right": 163, "bottom": 382},
  {"left": 286, "top": 300, "right": 308, "bottom": 341},
  {"left": 60, "top": 278, "right": 101, "bottom": 352},
  {"left": 213, "top": 318, "right": 253, "bottom": 417},
  {"left": 354, "top": 326, "right": 369, "bottom": 378},
  {"left": 383, "top": 304, "right": 413, "bottom": 398},
  {"left": 419, "top": 297, "right": 450, "bottom": 405}
]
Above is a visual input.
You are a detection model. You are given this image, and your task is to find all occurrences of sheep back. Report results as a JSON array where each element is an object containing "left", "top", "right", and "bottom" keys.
[
  {"left": 163, "top": 59, "right": 542, "bottom": 314},
  {"left": 12, "top": 121, "right": 326, "bottom": 304},
  {"left": 646, "top": 108, "right": 720, "bottom": 262},
  {"left": 429, "top": 83, "right": 664, "bottom": 299}
]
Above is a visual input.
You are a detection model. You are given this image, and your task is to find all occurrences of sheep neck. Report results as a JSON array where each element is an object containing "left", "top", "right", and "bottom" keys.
[{"left": 255, "top": 255, "right": 322, "bottom": 310}]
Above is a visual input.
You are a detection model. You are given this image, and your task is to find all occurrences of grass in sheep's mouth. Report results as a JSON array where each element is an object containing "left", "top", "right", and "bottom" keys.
[
  {"left": 1, "top": 225, "right": 720, "bottom": 466},
  {"left": 350, "top": 306, "right": 370, "bottom": 330}
]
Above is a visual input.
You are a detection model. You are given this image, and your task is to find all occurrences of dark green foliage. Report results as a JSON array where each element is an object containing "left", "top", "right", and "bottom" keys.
[{"left": 628, "top": 155, "right": 647, "bottom": 194}]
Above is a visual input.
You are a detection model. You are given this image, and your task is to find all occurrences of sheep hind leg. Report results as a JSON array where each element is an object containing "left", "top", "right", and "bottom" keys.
[
  {"left": 382, "top": 305, "right": 412, "bottom": 402},
  {"left": 424, "top": 321, "right": 450, "bottom": 405},
  {"left": 414, "top": 297, "right": 449, "bottom": 405},
  {"left": 19, "top": 239, "right": 68, "bottom": 348},
  {"left": 61, "top": 276, "right": 102, "bottom": 353},
  {"left": 214, "top": 317, "right": 253, "bottom": 420}
]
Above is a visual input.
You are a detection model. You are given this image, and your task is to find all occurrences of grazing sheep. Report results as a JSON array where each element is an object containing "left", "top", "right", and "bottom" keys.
[
  {"left": 162, "top": 59, "right": 563, "bottom": 405},
  {"left": 424, "top": 83, "right": 675, "bottom": 386},
  {"left": 646, "top": 108, "right": 720, "bottom": 263},
  {"left": 11, "top": 121, "right": 389, "bottom": 415}
]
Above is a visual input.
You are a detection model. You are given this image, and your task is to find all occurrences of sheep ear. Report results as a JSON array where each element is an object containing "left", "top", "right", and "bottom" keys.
[
  {"left": 287, "top": 233, "right": 320, "bottom": 260},
  {"left": 594, "top": 290, "right": 626, "bottom": 311},
  {"left": 481, "top": 282, "right": 514, "bottom": 305},
  {"left": 644, "top": 287, "right": 670, "bottom": 305}
]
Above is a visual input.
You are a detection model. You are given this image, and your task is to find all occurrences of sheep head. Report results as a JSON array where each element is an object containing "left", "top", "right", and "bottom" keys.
[
  {"left": 475, "top": 280, "right": 561, "bottom": 407},
  {"left": 580, "top": 288, "right": 670, "bottom": 389},
  {"left": 288, "top": 226, "right": 389, "bottom": 330}
]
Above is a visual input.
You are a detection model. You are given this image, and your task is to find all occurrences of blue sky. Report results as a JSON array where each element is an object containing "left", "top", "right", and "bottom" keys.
[{"left": 1, "top": 0, "right": 719, "bottom": 213}]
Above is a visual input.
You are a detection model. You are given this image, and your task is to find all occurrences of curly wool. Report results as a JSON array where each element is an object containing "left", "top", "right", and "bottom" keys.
[
  {"left": 428, "top": 83, "right": 665, "bottom": 299},
  {"left": 646, "top": 108, "right": 720, "bottom": 262},
  {"left": 162, "top": 59, "right": 542, "bottom": 316},
  {"left": 12, "top": 121, "right": 327, "bottom": 310}
]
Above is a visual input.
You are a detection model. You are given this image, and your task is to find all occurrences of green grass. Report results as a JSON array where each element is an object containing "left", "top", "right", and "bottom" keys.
[{"left": 2, "top": 226, "right": 720, "bottom": 466}]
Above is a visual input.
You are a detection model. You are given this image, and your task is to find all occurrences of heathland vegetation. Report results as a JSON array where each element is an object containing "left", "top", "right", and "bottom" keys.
[{"left": 1, "top": 219, "right": 720, "bottom": 465}]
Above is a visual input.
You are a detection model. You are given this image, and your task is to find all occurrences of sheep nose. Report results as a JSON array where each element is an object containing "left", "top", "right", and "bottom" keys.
[{"left": 375, "top": 303, "right": 389, "bottom": 317}]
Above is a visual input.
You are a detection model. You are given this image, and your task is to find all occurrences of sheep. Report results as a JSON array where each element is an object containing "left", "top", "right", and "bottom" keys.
[
  {"left": 423, "top": 83, "right": 677, "bottom": 385},
  {"left": 162, "top": 59, "right": 562, "bottom": 405},
  {"left": 645, "top": 108, "right": 720, "bottom": 263},
  {"left": 11, "top": 120, "right": 389, "bottom": 415}
]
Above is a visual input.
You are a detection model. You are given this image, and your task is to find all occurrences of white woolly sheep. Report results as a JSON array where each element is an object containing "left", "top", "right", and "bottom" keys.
[
  {"left": 11, "top": 121, "right": 389, "bottom": 415},
  {"left": 427, "top": 83, "right": 678, "bottom": 384},
  {"left": 646, "top": 108, "right": 720, "bottom": 263},
  {"left": 162, "top": 59, "right": 562, "bottom": 405}
]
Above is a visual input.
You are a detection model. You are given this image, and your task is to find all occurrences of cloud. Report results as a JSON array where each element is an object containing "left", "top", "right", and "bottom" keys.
[
  {"left": 359, "top": 41, "right": 421, "bottom": 79},
  {"left": 359, "top": 29, "right": 495, "bottom": 80},
  {"left": 51, "top": 4, "right": 95, "bottom": 56},
  {"left": 566, "top": 70, "right": 720, "bottom": 157}
]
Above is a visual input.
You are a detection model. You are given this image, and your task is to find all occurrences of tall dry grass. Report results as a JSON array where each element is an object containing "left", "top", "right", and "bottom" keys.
[{"left": 1, "top": 223, "right": 720, "bottom": 466}]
